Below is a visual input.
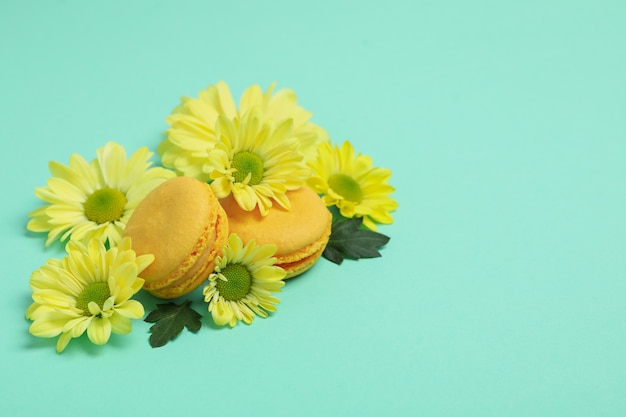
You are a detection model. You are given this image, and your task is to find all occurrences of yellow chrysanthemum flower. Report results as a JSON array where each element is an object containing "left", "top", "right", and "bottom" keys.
[
  {"left": 26, "top": 237, "right": 153, "bottom": 353},
  {"left": 208, "top": 110, "right": 310, "bottom": 215},
  {"left": 203, "top": 233, "right": 285, "bottom": 327},
  {"left": 307, "top": 141, "right": 398, "bottom": 230},
  {"left": 27, "top": 142, "right": 176, "bottom": 247},
  {"left": 158, "top": 81, "right": 328, "bottom": 181}
]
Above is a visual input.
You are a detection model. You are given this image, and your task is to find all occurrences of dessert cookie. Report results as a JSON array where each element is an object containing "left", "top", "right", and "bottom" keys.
[
  {"left": 219, "top": 186, "right": 332, "bottom": 278},
  {"left": 123, "top": 176, "right": 229, "bottom": 298}
]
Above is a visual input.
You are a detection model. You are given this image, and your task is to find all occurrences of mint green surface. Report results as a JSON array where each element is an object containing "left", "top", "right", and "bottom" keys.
[{"left": 2, "top": 1, "right": 625, "bottom": 415}]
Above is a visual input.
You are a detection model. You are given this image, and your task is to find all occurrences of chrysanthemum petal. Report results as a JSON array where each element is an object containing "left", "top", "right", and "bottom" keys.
[
  {"left": 56, "top": 332, "right": 72, "bottom": 353},
  {"left": 110, "top": 313, "right": 133, "bottom": 334},
  {"left": 87, "top": 317, "right": 112, "bottom": 345},
  {"left": 209, "top": 176, "right": 233, "bottom": 198},
  {"left": 97, "top": 142, "right": 127, "bottom": 187},
  {"left": 29, "top": 310, "right": 73, "bottom": 337},
  {"left": 64, "top": 316, "right": 91, "bottom": 337},
  {"left": 211, "top": 299, "right": 234, "bottom": 327},
  {"left": 115, "top": 300, "right": 145, "bottom": 319},
  {"left": 253, "top": 265, "right": 286, "bottom": 281}
]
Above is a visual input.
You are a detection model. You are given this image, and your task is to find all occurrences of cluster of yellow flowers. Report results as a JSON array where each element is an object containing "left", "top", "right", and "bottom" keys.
[
  {"left": 158, "top": 81, "right": 397, "bottom": 225},
  {"left": 25, "top": 81, "right": 398, "bottom": 353}
]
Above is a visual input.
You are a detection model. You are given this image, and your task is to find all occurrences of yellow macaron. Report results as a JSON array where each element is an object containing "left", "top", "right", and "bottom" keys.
[
  {"left": 219, "top": 186, "right": 332, "bottom": 278},
  {"left": 123, "top": 176, "right": 229, "bottom": 299}
]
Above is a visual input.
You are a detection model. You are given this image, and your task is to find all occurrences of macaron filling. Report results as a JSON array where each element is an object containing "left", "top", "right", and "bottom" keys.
[{"left": 276, "top": 249, "right": 325, "bottom": 278}]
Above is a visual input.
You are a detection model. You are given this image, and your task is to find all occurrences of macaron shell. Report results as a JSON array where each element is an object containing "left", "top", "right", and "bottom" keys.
[
  {"left": 123, "top": 176, "right": 227, "bottom": 298},
  {"left": 220, "top": 186, "right": 332, "bottom": 278}
]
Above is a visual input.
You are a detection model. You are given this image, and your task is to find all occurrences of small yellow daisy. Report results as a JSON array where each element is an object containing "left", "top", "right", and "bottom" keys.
[
  {"left": 307, "top": 140, "right": 398, "bottom": 230},
  {"left": 27, "top": 142, "right": 176, "bottom": 247},
  {"left": 203, "top": 234, "right": 286, "bottom": 327},
  {"left": 208, "top": 110, "right": 310, "bottom": 215},
  {"left": 26, "top": 237, "right": 153, "bottom": 353},
  {"left": 158, "top": 81, "right": 328, "bottom": 181}
]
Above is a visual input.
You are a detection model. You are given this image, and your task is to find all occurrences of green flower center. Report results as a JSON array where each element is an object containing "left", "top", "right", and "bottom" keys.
[
  {"left": 231, "top": 151, "right": 264, "bottom": 185},
  {"left": 84, "top": 187, "right": 127, "bottom": 224},
  {"left": 328, "top": 173, "right": 363, "bottom": 203},
  {"left": 76, "top": 282, "right": 111, "bottom": 315},
  {"left": 216, "top": 263, "right": 252, "bottom": 301}
]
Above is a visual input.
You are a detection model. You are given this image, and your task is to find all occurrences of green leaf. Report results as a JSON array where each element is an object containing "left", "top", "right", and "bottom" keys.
[
  {"left": 322, "top": 217, "right": 390, "bottom": 265},
  {"left": 144, "top": 299, "right": 202, "bottom": 348}
]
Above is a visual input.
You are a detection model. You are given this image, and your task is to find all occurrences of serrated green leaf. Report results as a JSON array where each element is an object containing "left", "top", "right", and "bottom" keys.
[
  {"left": 322, "top": 217, "right": 390, "bottom": 265},
  {"left": 322, "top": 244, "right": 345, "bottom": 265},
  {"left": 144, "top": 299, "right": 202, "bottom": 348}
]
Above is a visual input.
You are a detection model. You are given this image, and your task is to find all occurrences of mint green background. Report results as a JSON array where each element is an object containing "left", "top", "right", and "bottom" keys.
[{"left": 2, "top": 0, "right": 625, "bottom": 415}]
